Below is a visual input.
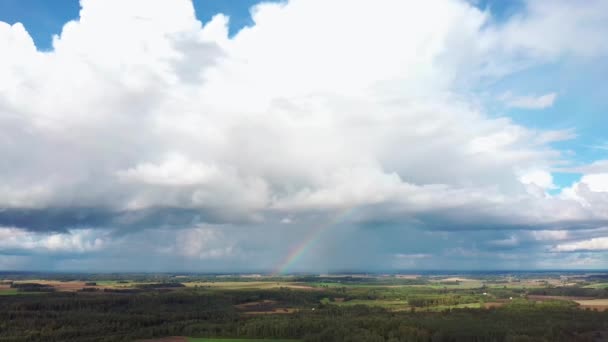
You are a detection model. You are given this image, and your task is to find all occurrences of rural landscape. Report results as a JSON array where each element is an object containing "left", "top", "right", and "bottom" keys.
[
  {"left": 2, "top": 0, "right": 608, "bottom": 341},
  {"left": 1, "top": 271, "right": 608, "bottom": 341}
]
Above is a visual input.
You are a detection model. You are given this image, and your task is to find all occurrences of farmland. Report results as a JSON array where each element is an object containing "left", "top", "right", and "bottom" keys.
[
  {"left": 1, "top": 271, "right": 608, "bottom": 341},
  {"left": 140, "top": 338, "right": 298, "bottom": 342},
  {"left": 188, "top": 339, "right": 298, "bottom": 342},
  {"left": 0, "top": 288, "right": 19, "bottom": 295}
]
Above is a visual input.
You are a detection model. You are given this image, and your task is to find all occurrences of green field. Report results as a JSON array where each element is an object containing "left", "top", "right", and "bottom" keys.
[
  {"left": 332, "top": 299, "right": 408, "bottom": 309},
  {"left": 583, "top": 282, "right": 608, "bottom": 289},
  {"left": 0, "top": 290, "right": 47, "bottom": 296},
  {"left": 184, "top": 281, "right": 285, "bottom": 289},
  {"left": 94, "top": 280, "right": 135, "bottom": 286},
  {"left": 0, "top": 289, "right": 19, "bottom": 296},
  {"left": 189, "top": 339, "right": 299, "bottom": 342},
  {"left": 417, "top": 302, "right": 483, "bottom": 311}
]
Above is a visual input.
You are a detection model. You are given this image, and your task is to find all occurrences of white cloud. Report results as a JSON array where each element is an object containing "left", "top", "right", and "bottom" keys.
[
  {"left": 580, "top": 174, "right": 608, "bottom": 192},
  {"left": 560, "top": 174, "right": 608, "bottom": 208},
  {"left": 0, "top": 0, "right": 608, "bottom": 272},
  {"left": 497, "top": 0, "right": 608, "bottom": 59},
  {"left": 519, "top": 170, "right": 556, "bottom": 190},
  {"left": 535, "top": 129, "right": 576, "bottom": 144},
  {"left": 590, "top": 143, "right": 608, "bottom": 151},
  {"left": 0, "top": 227, "right": 106, "bottom": 253},
  {"left": 563, "top": 160, "right": 608, "bottom": 174},
  {"left": 169, "top": 226, "right": 236, "bottom": 260},
  {"left": 553, "top": 237, "right": 608, "bottom": 252},
  {"left": 117, "top": 154, "right": 220, "bottom": 186},
  {"left": 501, "top": 92, "right": 558, "bottom": 109}
]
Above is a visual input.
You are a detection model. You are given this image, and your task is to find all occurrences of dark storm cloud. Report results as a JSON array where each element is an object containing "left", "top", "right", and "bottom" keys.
[{"left": 0, "top": 207, "right": 229, "bottom": 232}]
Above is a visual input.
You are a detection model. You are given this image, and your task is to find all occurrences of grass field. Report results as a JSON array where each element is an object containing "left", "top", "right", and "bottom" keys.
[
  {"left": 308, "top": 281, "right": 484, "bottom": 289},
  {"left": 332, "top": 299, "right": 408, "bottom": 309},
  {"left": 0, "top": 289, "right": 46, "bottom": 296},
  {"left": 417, "top": 302, "right": 482, "bottom": 311},
  {"left": 583, "top": 283, "right": 608, "bottom": 289},
  {"left": 95, "top": 280, "right": 133, "bottom": 286},
  {"left": 0, "top": 289, "right": 19, "bottom": 296},
  {"left": 184, "top": 281, "right": 282, "bottom": 289},
  {"left": 310, "top": 282, "right": 399, "bottom": 289}
]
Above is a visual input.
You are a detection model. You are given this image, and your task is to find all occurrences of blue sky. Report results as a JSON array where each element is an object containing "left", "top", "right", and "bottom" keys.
[
  {"left": 0, "top": 0, "right": 281, "bottom": 50},
  {"left": 0, "top": 0, "right": 607, "bottom": 272}
]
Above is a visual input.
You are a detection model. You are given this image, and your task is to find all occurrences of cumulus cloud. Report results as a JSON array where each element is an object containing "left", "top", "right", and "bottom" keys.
[
  {"left": 1, "top": 0, "right": 608, "bottom": 270},
  {"left": 579, "top": 174, "right": 608, "bottom": 193},
  {"left": 519, "top": 170, "right": 556, "bottom": 190},
  {"left": 0, "top": 227, "right": 106, "bottom": 253},
  {"left": 553, "top": 237, "right": 608, "bottom": 252},
  {"left": 170, "top": 227, "right": 236, "bottom": 260}
]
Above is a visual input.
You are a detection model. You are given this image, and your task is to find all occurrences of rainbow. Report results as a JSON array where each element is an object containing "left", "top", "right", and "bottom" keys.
[{"left": 272, "top": 207, "right": 355, "bottom": 275}]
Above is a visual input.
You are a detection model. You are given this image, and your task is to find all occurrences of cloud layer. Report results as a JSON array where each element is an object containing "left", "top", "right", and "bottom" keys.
[{"left": 1, "top": 0, "right": 608, "bottom": 271}]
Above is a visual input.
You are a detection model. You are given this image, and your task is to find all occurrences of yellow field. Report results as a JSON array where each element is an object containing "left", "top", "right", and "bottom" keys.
[{"left": 574, "top": 299, "right": 608, "bottom": 306}]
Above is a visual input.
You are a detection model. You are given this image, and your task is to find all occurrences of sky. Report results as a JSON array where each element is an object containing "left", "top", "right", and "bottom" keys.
[{"left": 0, "top": 0, "right": 607, "bottom": 273}]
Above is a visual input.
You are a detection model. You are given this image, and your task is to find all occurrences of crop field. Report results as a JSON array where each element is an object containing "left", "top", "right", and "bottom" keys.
[
  {"left": 583, "top": 282, "right": 608, "bottom": 289},
  {"left": 2, "top": 272, "right": 608, "bottom": 340},
  {"left": 332, "top": 299, "right": 408, "bottom": 308},
  {"left": 416, "top": 302, "right": 483, "bottom": 311},
  {"left": 574, "top": 299, "right": 608, "bottom": 311},
  {"left": 189, "top": 339, "right": 299, "bottom": 342},
  {"left": 94, "top": 280, "right": 136, "bottom": 286},
  {"left": 183, "top": 281, "right": 319, "bottom": 291},
  {"left": 15, "top": 280, "right": 91, "bottom": 291},
  {"left": 140, "top": 338, "right": 298, "bottom": 342},
  {"left": 422, "top": 279, "right": 484, "bottom": 289},
  {"left": 0, "top": 288, "right": 19, "bottom": 295}
]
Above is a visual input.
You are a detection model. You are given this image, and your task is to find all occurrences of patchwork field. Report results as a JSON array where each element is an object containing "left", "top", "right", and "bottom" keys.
[
  {"left": 140, "top": 338, "right": 298, "bottom": 342},
  {"left": 332, "top": 299, "right": 408, "bottom": 309},
  {"left": 14, "top": 280, "right": 92, "bottom": 291},
  {"left": 183, "top": 281, "right": 319, "bottom": 291},
  {"left": 417, "top": 302, "right": 483, "bottom": 311},
  {"left": 2, "top": 272, "right": 608, "bottom": 341},
  {"left": 189, "top": 339, "right": 298, "bottom": 342}
]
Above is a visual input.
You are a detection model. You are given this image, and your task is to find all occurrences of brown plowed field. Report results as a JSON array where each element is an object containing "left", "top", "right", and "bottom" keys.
[
  {"left": 483, "top": 302, "right": 506, "bottom": 309},
  {"left": 527, "top": 295, "right": 590, "bottom": 301},
  {"left": 235, "top": 300, "right": 296, "bottom": 314}
]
